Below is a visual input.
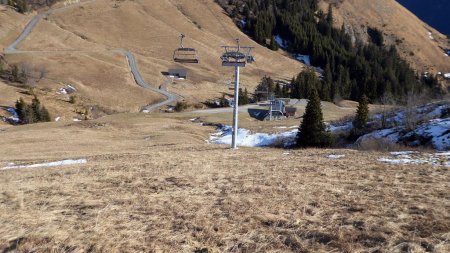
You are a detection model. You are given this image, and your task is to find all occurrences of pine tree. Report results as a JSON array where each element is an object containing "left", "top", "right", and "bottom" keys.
[
  {"left": 15, "top": 98, "right": 26, "bottom": 122},
  {"left": 296, "top": 89, "right": 331, "bottom": 148},
  {"left": 41, "top": 106, "right": 51, "bottom": 122},
  {"left": 269, "top": 36, "right": 279, "bottom": 50},
  {"left": 326, "top": 4, "right": 334, "bottom": 25},
  {"left": 11, "top": 65, "right": 19, "bottom": 82},
  {"left": 353, "top": 94, "right": 369, "bottom": 130},
  {"left": 31, "top": 96, "right": 42, "bottom": 121},
  {"left": 239, "top": 88, "right": 250, "bottom": 105}
]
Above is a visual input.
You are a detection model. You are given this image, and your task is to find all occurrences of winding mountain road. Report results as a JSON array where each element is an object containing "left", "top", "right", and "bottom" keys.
[{"left": 4, "top": 1, "right": 178, "bottom": 112}]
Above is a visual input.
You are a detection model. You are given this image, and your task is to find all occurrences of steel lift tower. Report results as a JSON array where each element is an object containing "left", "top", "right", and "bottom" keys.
[{"left": 220, "top": 39, "right": 254, "bottom": 149}]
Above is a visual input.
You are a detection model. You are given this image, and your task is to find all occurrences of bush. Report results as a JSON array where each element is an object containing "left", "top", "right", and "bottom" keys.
[
  {"left": 174, "top": 101, "right": 188, "bottom": 112},
  {"left": 69, "top": 95, "right": 77, "bottom": 104},
  {"left": 356, "top": 138, "right": 404, "bottom": 152}
]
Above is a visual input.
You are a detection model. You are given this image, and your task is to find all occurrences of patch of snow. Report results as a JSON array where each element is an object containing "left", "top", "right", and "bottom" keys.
[
  {"left": 1, "top": 159, "right": 87, "bottom": 170},
  {"left": 190, "top": 117, "right": 200, "bottom": 122},
  {"left": 327, "top": 154, "right": 345, "bottom": 159},
  {"left": 273, "top": 126, "right": 288, "bottom": 129},
  {"left": 406, "top": 118, "right": 450, "bottom": 151},
  {"left": 327, "top": 122, "right": 352, "bottom": 133},
  {"left": 142, "top": 109, "right": 149, "bottom": 113},
  {"left": 274, "top": 35, "right": 288, "bottom": 49},
  {"left": 55, "top": 117, "right": 61, "bottom": 122},
  {"left": 358, "top": 128, "right": 402, "bottom": 143},
  {"left": 444, "top": 73, "right": 450, "bottom": 79},
  {"left": 294, "top": 54, "right": 311, "bottom": 66},
  {"left": 73, "top": 118, "right": 81, "bottom": 122},
  {"left": 378, "top": 158, "right": 429, "bottom": 165},
  {"left": 5, "top": 107, "right": 19, "bottom": 123},
  {"left": 210, "top": 125, "right": 297, "bottom": 147},
  {"left": 390, "top": 151, "right": 418, "bottom": 156}
]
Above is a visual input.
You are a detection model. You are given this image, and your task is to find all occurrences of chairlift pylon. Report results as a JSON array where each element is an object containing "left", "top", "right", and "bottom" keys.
[{"left": 173, "top": 34, "right": 199, "bottom": 64}]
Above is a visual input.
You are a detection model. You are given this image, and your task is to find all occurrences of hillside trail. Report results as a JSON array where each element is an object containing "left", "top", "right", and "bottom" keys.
[{"left": 4, "top": 0, "right": 179, "bottom": 112}]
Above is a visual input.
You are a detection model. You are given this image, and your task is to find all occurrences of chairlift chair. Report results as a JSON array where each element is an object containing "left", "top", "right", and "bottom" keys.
[
  {"left": 173, "top": 34, "right": 199, "bottom": 64},
  {"left": 221, "top": 39, "right": 254, "bottom": 67}
]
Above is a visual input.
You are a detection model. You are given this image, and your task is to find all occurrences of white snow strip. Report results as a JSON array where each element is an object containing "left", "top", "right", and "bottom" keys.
[
  {"left": 378, "top": 158, "right": 429, "bottom": 165},
  {"left": 1, "top": 159, "right": 87, "bottom": 170},
  {"left": 55, "top": 116, "right": 61, "bottom": 122},
  {"left": 390, "top": 151, "right": 418, "bottom": 156},
  {"left": 327, "top": 154, "right": 345, "bottom": 159},
  {"left": 435, "top": 152, "right": 450, "bottom": 156}
]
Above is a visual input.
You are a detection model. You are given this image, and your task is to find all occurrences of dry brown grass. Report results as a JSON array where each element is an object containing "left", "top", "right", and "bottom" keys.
[
  {"left": 0, "top": 113, "right": 449, "bottom": 252},
  {"left": 6, "top": 0, "right": 303, "bottom": 110}
]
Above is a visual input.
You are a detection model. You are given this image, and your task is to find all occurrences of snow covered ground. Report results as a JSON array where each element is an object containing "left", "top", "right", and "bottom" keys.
[
  {"left": 294, "top": 54, "right": 311, "bottom": 66},
  {"left": 5, "top": 107, "right": 19, "bottom": 123},
  {"left": 209, "top": 102, "right": 449, "bottom": 150},
  {"left": 209, "top": 125, "right": 297, "bottom": 148},
  {"left": 378, "top": 151, "right": 449, "bottom": 167},
  {"left": 274, "top": 35, "right": 288, "bottom": 49},
  {"left": 358, "top": 103, "right": 450, "bottom": 151},
  {"left": 1, "top": 159, "right": 87, "bottom": 170}
]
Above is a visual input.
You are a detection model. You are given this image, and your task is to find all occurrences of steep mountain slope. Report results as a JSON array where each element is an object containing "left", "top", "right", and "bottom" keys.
[
  {"left": 2, "top": 0, "right": 303, "bottom": 117},
  {"left": 0, "top": 5, "right": 29, "bottom": 50},
  {"left": 397, "top": 0, "right": 450, "bottom": 35},
  {"left": 320, "top": 0, "right": 450, "bottom": 74},
  {"left": 1, "top": 0, "right": 304, "bottom": 121}
]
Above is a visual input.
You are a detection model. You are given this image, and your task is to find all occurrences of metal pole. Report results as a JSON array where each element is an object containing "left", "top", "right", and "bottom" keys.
[{"left": 231, "top": 66, "right": 240, "bottom": 149}]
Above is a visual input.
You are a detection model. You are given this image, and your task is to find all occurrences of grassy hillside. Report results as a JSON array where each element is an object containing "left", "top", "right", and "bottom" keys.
[
  {"left": 0, "top": 113, "right": 449, "bottom": 252},
  {"left": 1, "top": 0, "right": 304, "bottom": 120},
  {"left": 320, "top": 0, "right": 450, "bottom": 74}
]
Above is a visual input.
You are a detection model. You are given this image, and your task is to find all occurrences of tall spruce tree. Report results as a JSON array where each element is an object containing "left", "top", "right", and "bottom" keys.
[
  {"left": 353, "top": 94, "right": 369, "bottom": 130},
  {"left": 296, "top": 89, "right": 331, "bottom": 148}
]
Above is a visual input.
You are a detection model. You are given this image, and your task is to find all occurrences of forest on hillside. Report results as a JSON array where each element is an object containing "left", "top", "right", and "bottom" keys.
[{"left": 218, "top": 0, "right": 441, "bottom": 102}]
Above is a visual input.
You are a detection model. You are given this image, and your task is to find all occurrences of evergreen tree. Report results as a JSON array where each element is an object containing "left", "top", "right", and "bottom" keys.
[
  {"left": 11, "top": 65, "right": 19, "bottom": 82},
  {"left": 239, "top": 88, "right": 250, "bottom": 105},
  {"left": 14, "top": 96, "right": 51, "bottom": 124},
  {"left": 40, "top": 106, "right": 51, "bottom": 122},
  {"left": 326, "top": 4, "right": 334, "bottom": 25},
  {"left": 269, "top": 36, "right": 279, "bottom": 50},
  {"left": 296, "top": 89, "right": 331, "bottom": 147},
  {"left": 15, "top": 98, "right": 26, "bottom": 122},
  {"left": 353, "top": 94, "right": 370, "bottom": 130}
]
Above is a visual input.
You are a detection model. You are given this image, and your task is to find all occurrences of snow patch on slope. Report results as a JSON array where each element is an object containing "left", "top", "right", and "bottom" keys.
[
  {"left": 210, "top": 125, "right": 297, "bottom": 147},
  {"left": 1, "top": 159, "right": 87, "bottom": 170}
]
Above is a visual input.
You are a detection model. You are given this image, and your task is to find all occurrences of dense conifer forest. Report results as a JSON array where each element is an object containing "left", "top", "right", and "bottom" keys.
[{"left": 218, "top": 0, "right": 440, "bottom": 102}]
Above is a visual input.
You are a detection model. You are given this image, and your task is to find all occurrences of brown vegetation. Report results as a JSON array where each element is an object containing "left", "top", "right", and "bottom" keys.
[{"left": 0, "top": 114, "right": 448, "bottom": 252}]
